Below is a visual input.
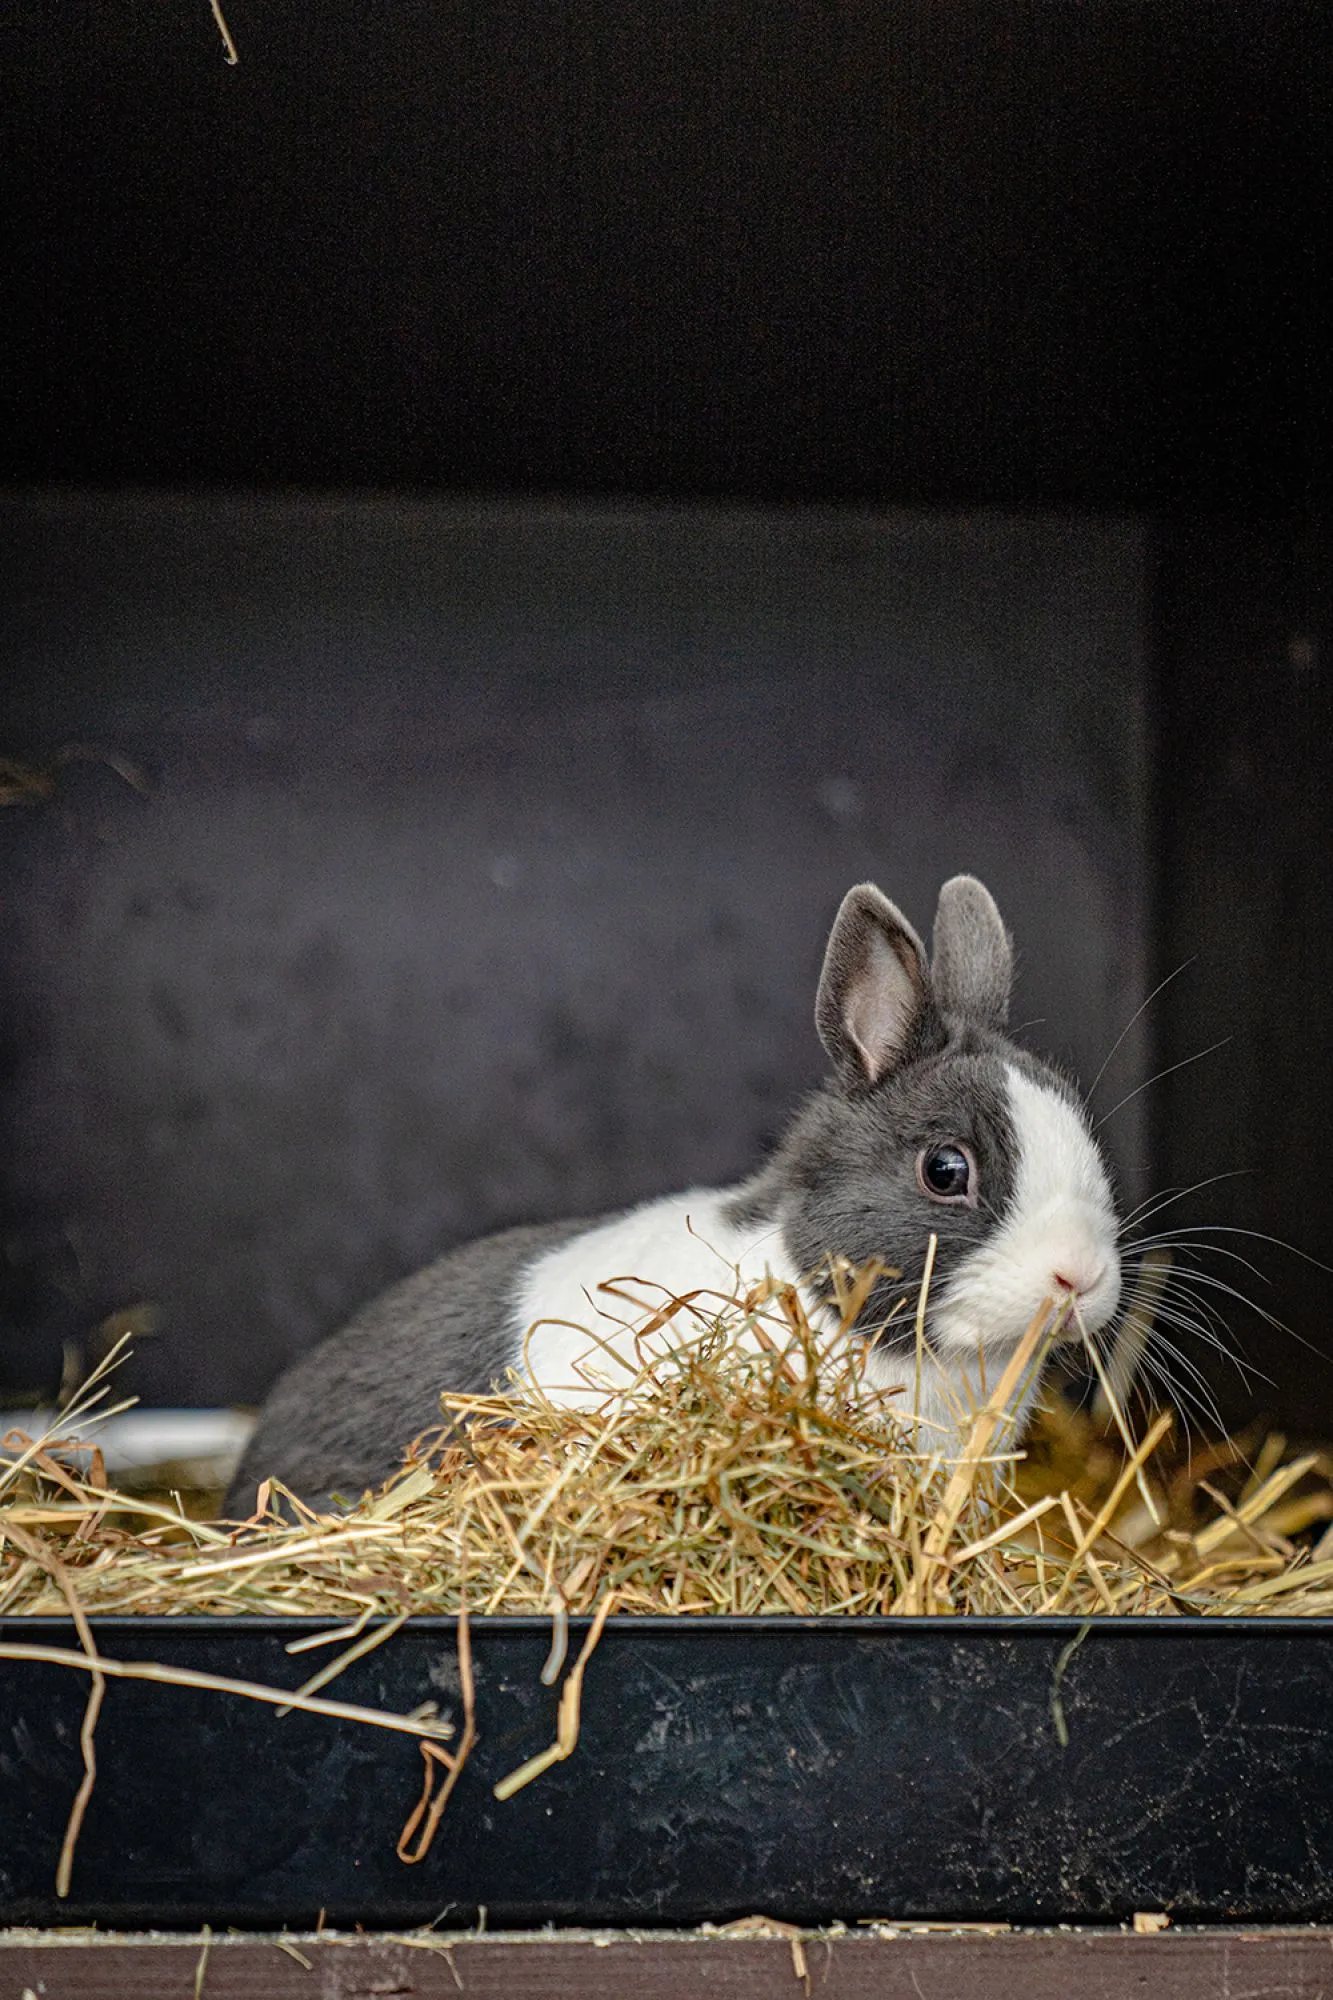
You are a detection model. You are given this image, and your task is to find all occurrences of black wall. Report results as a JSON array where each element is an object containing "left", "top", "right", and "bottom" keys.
[
  {"left": 1153, "top": 522, "right": 1333, "bottom": 1428},
  {"left": 4, "top": 0, "right": 1326, "bottom": 507}
]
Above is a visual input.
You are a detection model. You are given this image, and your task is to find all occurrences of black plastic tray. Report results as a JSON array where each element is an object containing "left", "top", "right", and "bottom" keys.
[{"left": 2, "top": 1614, "right": 1331, "bottom": 1928}]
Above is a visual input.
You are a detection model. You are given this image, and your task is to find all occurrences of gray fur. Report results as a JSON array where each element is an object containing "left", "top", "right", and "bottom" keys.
[
  {"left": 226, "top": 1216, "right": 589, "bottom": 1511},
  {"left": 931, "top": 875, "right": 1014, "bottom": 1030},
  {"left": 733, "top": 876, "right": 1069, "bottom": 1354},
  {"left": 740, "top": 1033, "right": 1071, "bottom": 1355},
  {"left": 230, "top": 873, "right": 1109, "bottom": 1513}
]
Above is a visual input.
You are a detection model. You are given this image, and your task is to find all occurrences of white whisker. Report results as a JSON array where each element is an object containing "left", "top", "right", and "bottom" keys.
[
  {"left": 1094, "top": 1037, "right": 1233, "bottom": 1131},
  {"left": 1086, "top": 955, "right": 1197, "bottom": 1101},
  {"left": 1131, "top": 1339, "right": 1230, "bottom": 1439},
  {"left": 1135, "top": 1223, "right": 1333, "bottom": 1277},
  {"left": 1117, "top": 1172, "right": 1254, "bottom": 1238},
  {"left": 1127, "top": 1233, "right": 1273, "bottom": 1284}
]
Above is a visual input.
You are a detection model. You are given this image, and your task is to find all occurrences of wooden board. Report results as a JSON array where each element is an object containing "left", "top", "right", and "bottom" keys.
[{"left": 4, "top": 1929, "right": 1333, "bottom": 2000}]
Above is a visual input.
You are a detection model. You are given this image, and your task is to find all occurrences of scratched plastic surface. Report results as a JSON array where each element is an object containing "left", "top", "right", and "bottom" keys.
[{"left": 2, "top": 1616, "right": 1331, "bottom": 1927}]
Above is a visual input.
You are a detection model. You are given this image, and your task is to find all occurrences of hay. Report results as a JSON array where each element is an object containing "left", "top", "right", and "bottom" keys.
[
  {"left": 5, "top": 1273, "right": 1333, "bottom": 1881},
  {"left": 5, "top": 1274, "right": 1333, "bottom": 1624}
]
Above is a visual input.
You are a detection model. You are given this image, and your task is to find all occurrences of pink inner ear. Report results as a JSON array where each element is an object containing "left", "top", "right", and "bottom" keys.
[{"left": 844, "top": 928, "right": 917, "bottom": 1083}]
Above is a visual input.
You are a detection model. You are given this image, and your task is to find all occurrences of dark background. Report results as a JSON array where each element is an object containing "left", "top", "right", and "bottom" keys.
[
  {"left": 3, "top": 0, "right": 1325, "bottom": 507},
  {"left": 1, "top": 0, "right": 1329, "bottom": 1425}
]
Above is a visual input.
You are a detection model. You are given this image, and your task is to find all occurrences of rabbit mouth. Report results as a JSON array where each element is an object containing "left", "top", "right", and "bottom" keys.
[
  {"left": 924, "top": 1236, "right": 1123, "bottom": 1357},
  {"left": 924, "top": 1284, "right": 1119, "bottom": 1361}
]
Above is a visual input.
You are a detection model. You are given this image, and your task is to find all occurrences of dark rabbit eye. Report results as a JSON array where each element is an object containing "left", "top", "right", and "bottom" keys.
[{"left": 917, "top": 1144, "right": 975, "bottom": 1202}]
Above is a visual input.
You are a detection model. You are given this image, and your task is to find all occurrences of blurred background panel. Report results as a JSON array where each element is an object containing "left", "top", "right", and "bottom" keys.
[
  {"left": 0, "top": 494, "right": 1150, "bottom": 1406},
  {"left": 0, "top": 0, "right": 1327, "bottom": 1422},
  {"left": 1152, "top": 522, "right": 1333, "bottom": 1429}
]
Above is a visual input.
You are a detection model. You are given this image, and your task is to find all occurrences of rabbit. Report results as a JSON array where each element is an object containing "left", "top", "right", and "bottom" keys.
[{"left": 226, "top": 876, "right": 1122, "bottom": 1513}]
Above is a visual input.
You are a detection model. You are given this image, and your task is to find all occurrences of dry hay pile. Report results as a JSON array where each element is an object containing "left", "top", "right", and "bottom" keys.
[{"left": 5, "top": 1275, "right": 1333, "bottom": 1627}]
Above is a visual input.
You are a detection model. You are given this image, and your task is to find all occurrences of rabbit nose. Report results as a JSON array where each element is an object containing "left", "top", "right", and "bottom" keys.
[{"left": 1052, "top": 1263, "right": 1106, "bottom": 1299}]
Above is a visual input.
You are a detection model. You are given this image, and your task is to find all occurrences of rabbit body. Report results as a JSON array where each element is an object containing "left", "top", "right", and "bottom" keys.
[{"left": 228, "top": 876, "right": 1122, "bottom": 1511}]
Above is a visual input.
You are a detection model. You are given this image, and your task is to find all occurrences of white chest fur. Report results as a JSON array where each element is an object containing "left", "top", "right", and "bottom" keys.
[{"left": 509, "top": 1187, "right": 803, "bottom": 1407}]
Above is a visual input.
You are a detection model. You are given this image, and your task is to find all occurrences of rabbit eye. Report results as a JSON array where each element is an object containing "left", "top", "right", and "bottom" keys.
[{"left": 917, "top": 1144, "right": 975, "bottom": 1202}]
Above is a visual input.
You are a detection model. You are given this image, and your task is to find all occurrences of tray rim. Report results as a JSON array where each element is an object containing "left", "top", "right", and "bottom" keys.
[{"left": 4, "top": 1610, "right": 1333, "bottom": 1637}]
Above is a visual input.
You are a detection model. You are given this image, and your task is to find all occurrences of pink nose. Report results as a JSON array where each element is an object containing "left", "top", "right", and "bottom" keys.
[{"left": 1053, "top": 1266, "right": 1103, "bottom": 1298}]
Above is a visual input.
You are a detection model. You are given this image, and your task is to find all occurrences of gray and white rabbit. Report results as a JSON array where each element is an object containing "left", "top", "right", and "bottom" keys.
[{"left": 226, "top": 876, "right": 1122, "bottom": 1511}]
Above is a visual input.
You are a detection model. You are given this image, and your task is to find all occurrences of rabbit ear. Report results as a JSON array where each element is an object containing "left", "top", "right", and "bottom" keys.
[
  {"left": 931, "top": 875, "right": 1013, "bottom": 1029},
  {"left": 816, "top": 884, "right": 933, "bottom": 1088}
]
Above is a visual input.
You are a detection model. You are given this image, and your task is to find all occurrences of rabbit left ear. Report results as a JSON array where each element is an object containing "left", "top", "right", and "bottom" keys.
[
  {"left": 816, "top": 883, "right": 935, "bottom": 1089},
  {"left": 931, "top": 875, "right": 1013, "bottom": 1029}
]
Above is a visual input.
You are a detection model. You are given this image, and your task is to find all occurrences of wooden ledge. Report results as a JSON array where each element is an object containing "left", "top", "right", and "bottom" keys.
[{"left": 4, "top": 1928, "right": 1333, "bottom": 1999}]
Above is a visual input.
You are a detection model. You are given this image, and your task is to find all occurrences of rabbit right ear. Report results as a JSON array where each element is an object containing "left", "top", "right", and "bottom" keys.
[
  {"left": 931, "top": 875, "right": 1013, "bottom": 1029},
  {"left": 816, "top": 884, "right": 934, "bottom": 1089}
]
